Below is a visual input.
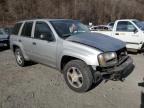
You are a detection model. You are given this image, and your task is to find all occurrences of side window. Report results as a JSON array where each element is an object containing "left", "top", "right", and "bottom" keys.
[
  {"left": 109, "top": 22, "right": 114, "bottom": 27},
  {"left": 94, "top": 27, "right": 97, "bottom": 30},
  {"left": 21, "top": 22, "right": 33, "bottom": 37},
  {"left": 34, "top": 22, "right": 54, "bottom": 41},
  {"left": 127, "top": 22, "right": 137, "bottom": 32},
  {"left": 116, "top": 21, "right": 137, "bottom": 32},
  {"left": 12, "top": 23, "right": 22, "bottom": 35},
  {"left": 0, "top": 30, "right": 3, "bottom": 35}
]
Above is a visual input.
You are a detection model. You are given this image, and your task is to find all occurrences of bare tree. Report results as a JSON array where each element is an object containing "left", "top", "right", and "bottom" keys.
[{"left": 1, "top": 0, "right": 144, "bottom": 25}]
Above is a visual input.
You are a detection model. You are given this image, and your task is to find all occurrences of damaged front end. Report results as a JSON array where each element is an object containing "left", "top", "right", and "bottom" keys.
[{"left": 94, "top": 48, "right": 135, "bottom": 82}]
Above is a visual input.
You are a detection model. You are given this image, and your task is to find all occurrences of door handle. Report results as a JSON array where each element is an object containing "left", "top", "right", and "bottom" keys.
[
  {"left": 18, "top": 39, "right": 22, "bottom": 42},
  {"left": 115, "top": 33, "right": 119, "bottom": 35},
  {"left": 32, "top": 42, "right": 36, "bottom": 45}
]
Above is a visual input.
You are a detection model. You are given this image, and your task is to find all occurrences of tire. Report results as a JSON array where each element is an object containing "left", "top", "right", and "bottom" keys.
[
  {"left": 14, "top": 48, "right": 26, "bottom": 67},
  {"left": 63, "top": 60, "right": 93, "bottom": 92}
]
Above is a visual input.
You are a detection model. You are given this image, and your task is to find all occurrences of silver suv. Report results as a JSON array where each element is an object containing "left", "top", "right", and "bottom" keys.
[{"left": 10, "top": 19, "right": 134, "bottom": 92}]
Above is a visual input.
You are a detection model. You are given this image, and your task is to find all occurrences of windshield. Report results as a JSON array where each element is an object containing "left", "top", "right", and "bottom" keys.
[
  {"left": 0, "top": 29, "right": 7, "bottom": 35},
  {"left": 4, "top": 27, "right": 13, "bottom": 35},
  {"left": 133, "top": 20, "right": 144, "bottom": 31},
  {"left": 50, "top": 20, "right": 90, "bottom": 39}
]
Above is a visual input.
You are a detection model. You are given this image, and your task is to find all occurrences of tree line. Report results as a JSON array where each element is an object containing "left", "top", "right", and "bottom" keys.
[{"left": 0, "top": 0, "right": 144, "bottom": 25}]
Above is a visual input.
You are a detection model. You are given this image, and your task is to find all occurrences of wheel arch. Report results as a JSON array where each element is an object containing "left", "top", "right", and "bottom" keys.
[
  {"left": 12, "top": 44, "right": 30, "bottom": 61},
  {"left": 60, "top": 55, "right": 82, "bottom": 72}
]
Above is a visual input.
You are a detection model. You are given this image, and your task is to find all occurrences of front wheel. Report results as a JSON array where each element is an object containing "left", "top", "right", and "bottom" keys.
[{"left": 63, "top": 60, "right": 93, "bottom": 92}]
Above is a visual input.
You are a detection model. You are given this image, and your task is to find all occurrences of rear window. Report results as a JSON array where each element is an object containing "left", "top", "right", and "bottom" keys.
[
  {"left": 21, "top": 22, "right": 33, "bottom": 37},
  {"left": 12, "top": 23, "right": 22, "bottom": 35}
]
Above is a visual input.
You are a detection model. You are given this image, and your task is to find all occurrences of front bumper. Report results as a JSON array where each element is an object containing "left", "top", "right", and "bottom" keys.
[{"left": 96, "top": 56, "right": 134, "bottom": 80}]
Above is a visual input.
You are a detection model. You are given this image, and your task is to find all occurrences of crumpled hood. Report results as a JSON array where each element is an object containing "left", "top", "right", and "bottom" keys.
[{"left": 66, "top": 32, "right": 126, "bottom": 52}]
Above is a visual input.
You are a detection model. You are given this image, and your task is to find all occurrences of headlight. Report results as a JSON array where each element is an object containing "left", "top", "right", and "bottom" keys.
[{"left": 98, "top": 52, "right": 118, "bottom": 66}]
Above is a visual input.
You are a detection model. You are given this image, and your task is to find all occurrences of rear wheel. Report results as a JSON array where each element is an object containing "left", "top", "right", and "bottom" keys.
[
  {"left": 15, "top": 48, "right": 26, "bottom": 67},
  {"left": 63, "top": 60, "right": 93, "bottom": 92}
]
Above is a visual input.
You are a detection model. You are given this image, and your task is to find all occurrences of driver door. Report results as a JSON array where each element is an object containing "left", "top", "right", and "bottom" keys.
[{"left": 114, "top": 21, "right": 140, "bottom": 49}]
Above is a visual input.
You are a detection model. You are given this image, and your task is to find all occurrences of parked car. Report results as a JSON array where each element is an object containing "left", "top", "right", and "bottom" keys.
[
  {"left": 95, "top": 19, "right": 144, "bottom": 52},
  {"left": 10, "top": 19, "right": 134, "bottom": 92},
  {"left": 4, "top": 26, "right": 13, "bottom": 35},
  {"left": 0, "top": 28, "right": 10, "bottom": 47},
  {"left": 89, "top": 25, "right": 112, "bottom": 31},
  {"left": 107, "top": 22, "right": 115, "bottom": 28}
]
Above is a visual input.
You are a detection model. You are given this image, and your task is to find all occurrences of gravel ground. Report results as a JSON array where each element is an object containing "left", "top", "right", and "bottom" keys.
[{"left": 0, "top": 49, "right": 144, "bottom": 108}]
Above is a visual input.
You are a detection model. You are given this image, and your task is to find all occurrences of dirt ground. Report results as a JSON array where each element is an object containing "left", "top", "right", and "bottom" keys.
[{"left": 0, "top": 49, "right": 144, "bottom": 108}]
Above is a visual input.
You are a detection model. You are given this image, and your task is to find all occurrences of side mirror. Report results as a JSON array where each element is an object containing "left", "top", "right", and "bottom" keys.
[
  {"left": 40, "top": 32, "right": 54, "bottom": 42},
  {"left": 133, "top": 28, "right": 138, "bottom": 33},
  {"left": 128, "top": 26, "right": 138, "bottom": 33}
]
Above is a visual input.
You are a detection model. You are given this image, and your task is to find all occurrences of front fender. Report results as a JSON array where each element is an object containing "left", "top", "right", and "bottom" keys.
[
  {"left": 63, "top": 51, "right": 99, "bottom": 65},
  {"left": 57, "top": 40, "right": 102, "bottom": 71},
  {"left": 57, "top": 50, "right": 100, "bottom": 71}
]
